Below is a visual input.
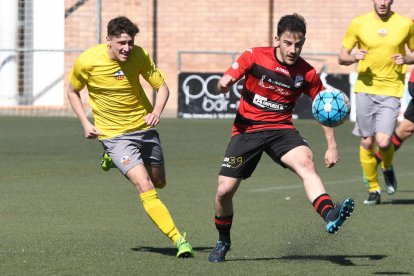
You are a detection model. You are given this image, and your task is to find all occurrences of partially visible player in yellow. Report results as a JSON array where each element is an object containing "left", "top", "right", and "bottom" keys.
[
  {"left": 338, "top": 0, "right": 414, "bottom": 205},
  {"left": 67, "top": 16, "right": 194, "bottom": 257}
]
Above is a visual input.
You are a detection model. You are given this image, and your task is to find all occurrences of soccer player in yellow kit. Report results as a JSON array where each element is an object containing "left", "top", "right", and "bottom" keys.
[
  {"left": 67, "top": 16, "right": 194, "bottom": 257},
  {"left": 338, "top": 0, "right": 414, "bottom": 205}
]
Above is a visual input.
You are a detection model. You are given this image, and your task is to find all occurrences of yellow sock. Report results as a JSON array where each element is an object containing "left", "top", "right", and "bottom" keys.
[
  {"left": 360, "top": 146, "right": 381, "bottom": 192},
  {"left": 140, "top": 189, "right": 181, "bottom": 243},
  {"left": 379, "top": 144, "right": 395, "bottom": 170}
]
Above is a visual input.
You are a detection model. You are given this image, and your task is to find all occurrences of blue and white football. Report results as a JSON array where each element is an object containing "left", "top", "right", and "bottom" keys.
[{"left": 312, "top": 88, "right": 351, "bottom": 127}]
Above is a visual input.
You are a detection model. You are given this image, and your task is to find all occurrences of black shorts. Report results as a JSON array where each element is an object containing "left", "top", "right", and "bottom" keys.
[
  {"left": 405, "top": 82, "right": 414, "bottom": 123},
  {"left": 404, "top": 100, "right": 414, "bottom": 123},
  {"left": 219, "top": 129, "right": 309, "bottom": 179},
  {"left": 408, "top": 82, "right": 414, "bottom": 98}
]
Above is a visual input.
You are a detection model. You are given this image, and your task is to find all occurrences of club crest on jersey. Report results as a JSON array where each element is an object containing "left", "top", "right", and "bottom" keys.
[
  {"left": 120, "top": 155, "right": 131, "bottom": 166},
  {"left": 114, "top": 70, "right": 125, "bottom": 80},
  {"left": 294, "top": 75, "right": 304, "bottom": 88},
  {"left": 378, "top": 28, "right": 387, "bottom": 37}
]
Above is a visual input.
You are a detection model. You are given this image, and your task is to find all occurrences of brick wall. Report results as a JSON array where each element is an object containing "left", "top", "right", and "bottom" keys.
[{"left": 64, "top": 0, "right": 414, "bottom": 117}]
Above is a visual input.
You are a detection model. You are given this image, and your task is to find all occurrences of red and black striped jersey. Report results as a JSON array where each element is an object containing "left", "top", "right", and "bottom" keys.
[{"left": 224, "top": 47, "right": 323, "bottom": 136}]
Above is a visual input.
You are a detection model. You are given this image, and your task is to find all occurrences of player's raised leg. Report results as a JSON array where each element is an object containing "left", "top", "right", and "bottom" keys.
[{"left": 281, "top": 145, "right": 354, "bottom": 233}]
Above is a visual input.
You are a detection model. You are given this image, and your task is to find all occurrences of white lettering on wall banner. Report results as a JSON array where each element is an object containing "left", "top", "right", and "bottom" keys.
[
  {"left": 178, "top": 72, "right": 355, "bottom": 119},
  {"left": 180, "top": 73, "right": 243, "bottom": 114},
  {"left": 182, "top": 74, "right": 242, "bottom": 104}
]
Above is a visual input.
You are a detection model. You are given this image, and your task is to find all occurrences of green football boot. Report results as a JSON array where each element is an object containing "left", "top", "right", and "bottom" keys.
[
  {"left": 100, "top": 152, "right": 116, "bottom": 171},
  {"left": 175, "top": 233, "right": 194, "bottom": 258}
]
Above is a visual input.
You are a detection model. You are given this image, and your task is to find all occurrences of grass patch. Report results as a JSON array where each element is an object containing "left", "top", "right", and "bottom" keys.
[{"left": 1, "top": 117, "right": 413, "bottom": 275}]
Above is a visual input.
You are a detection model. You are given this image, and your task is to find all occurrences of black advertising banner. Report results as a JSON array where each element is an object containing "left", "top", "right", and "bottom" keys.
[
  {"left": 178, "top": 72, "right": 350, "bottom": 119},
  {"left": 178, "top": 72, "right": 243, "bottom": 118}
]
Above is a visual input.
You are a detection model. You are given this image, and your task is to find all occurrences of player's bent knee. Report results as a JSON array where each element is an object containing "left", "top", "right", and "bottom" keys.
[
  {"left": 293, "top": 155, "right": 315, "bottom": 169},
  {"left": 298, "top": 159, "right": 318, "bottom": 176},
  {"left": 377, "top": 140, "right": 391, "bottom": 150},
  {"left": 216, "top": 181, "right": 239, "bottom": 201},
  {"left": 216, "top": 190, "right": 233, "bottom": 203},
  {"left": 404, "top": 122, "right": 414, "bottom": 135}
]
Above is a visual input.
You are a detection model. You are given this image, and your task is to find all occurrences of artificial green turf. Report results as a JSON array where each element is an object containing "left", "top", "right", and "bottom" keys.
[{"left": 0, "top": 117, "right": 413, "bottom": 275}]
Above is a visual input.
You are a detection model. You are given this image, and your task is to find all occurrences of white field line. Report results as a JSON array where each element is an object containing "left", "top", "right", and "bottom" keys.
[{"left": 250, "top": 171, "right": 414, "bottom": 193}]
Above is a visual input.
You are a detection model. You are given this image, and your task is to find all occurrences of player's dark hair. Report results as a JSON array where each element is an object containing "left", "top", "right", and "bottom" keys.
[
  {"left": 277, "top": 13, "right": 306, "bottom": 37},
  {"left": 107, "top": 16, "right": 139, "bottom": 38}
]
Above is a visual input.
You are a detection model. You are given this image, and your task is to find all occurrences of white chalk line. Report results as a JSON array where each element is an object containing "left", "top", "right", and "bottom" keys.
[{"left": 250, "top": 171, "right": 414, "bottom": 193}]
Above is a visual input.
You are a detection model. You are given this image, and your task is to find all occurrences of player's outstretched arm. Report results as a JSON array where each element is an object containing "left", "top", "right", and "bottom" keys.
[
  {"left": 321, "top": 125, "right": 339, "bottom": 168},
  {"left": 67, "top": 84, "right": 101, "bottom": 139}
]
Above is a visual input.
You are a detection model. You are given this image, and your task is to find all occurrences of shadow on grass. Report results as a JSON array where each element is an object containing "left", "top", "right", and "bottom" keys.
[
  {"left": 227, "top": 254, "right": 386, "bottom": 266},
  {"left": 131, "top": 247, "right": 386, "bottom": 268},
  {"left": 396, "top": 190, "right": 414, "bottom": 193},
  {"left": 381, "top": 199, "right": 414, "bottom": 205},
  {"left": 372, "top": 272, "right": 412, "bottom": 275},
  {"left": 131, "top": 246, "right": 212, "bottom": 256}
]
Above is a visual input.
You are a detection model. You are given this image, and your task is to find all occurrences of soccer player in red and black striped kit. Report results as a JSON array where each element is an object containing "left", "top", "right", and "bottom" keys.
[{"left": 208, "top": 14, "right": 355, "bottom": 263}]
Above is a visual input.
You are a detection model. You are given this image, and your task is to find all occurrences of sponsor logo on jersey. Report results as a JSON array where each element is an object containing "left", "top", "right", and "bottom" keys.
[
  {"left": 378, "top": 28, "right": 387, "bottom": 37},
  {"left": 259, "top": 74, "right": 291, "bottom": 90},
  {"left": 114, "top": 70, "right": 125, "bottom": 80},
  {"left": 253, "top": 94, "right": 286, "bottom": 111},
  {"left": 294, "top": 75, "right": 304, "bottom": 88},
  {"left": 222, "top": 156, "right": 243, "bottom": 168},
  {"left": 275, "top": 66, "right": 289, "bottom": 75},
  {"left": 273, "top": 87, "right": 290, "bottom": 95}
]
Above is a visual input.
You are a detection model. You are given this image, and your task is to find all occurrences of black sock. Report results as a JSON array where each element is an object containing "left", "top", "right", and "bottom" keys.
[
  {"left": 391, "top": 132, "right": 403, "bottom": 151},
  {"left": 214, "top": 214, "right": 233, "bottom": 244},
  {"left": 312, "top": 194, "right": 333, "bottom": 221},
  {"left": 326, "top": 206, "right": 340, "bottom": 221}
]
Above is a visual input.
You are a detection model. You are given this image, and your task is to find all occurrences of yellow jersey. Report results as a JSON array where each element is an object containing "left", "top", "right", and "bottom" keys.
[
  {"left": 342, "top": 11, "right": 414, "bottom": 97},
  {"left": 69, "top": 44, "right": 165, "bottom": 140}
]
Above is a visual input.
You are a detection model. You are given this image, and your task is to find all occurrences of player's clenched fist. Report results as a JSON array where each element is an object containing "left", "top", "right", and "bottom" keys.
[{"left": 217, "top": 74, "right": 235, "bottom": 93}]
